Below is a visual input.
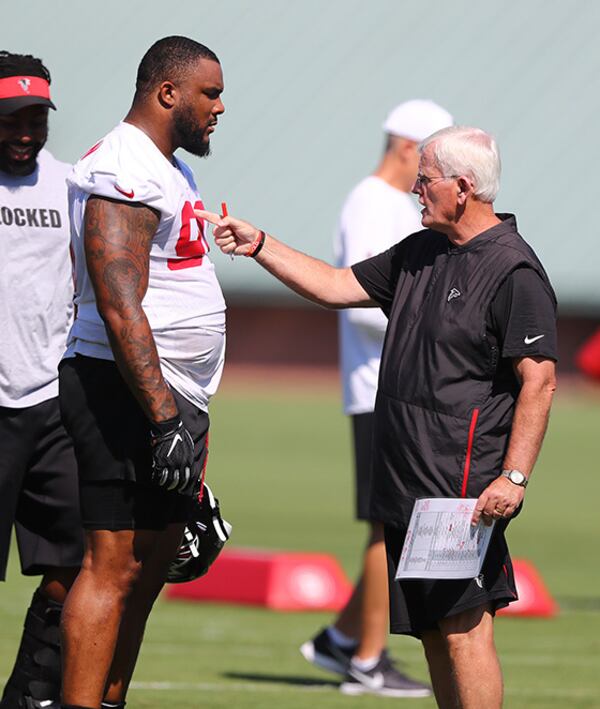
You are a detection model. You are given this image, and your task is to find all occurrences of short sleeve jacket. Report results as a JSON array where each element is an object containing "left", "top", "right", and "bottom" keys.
[{"left": 351, "top": 215, "right": 557, "bottom": 528}]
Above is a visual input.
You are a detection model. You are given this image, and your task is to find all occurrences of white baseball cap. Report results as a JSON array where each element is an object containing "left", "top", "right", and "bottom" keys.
[{"left": 382, "top": 99, "right": 453, "bottom": 142}]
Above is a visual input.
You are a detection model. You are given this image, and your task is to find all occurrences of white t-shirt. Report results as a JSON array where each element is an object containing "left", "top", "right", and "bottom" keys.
[
  {"left": 66, "top": 122, "right": 226, "bottom": 411},
  {"left": 0, "top": 149, "right": 73, "bottom": 408},
  {"left": 334, "top": 176, "right": 422, "bottom": 415}
]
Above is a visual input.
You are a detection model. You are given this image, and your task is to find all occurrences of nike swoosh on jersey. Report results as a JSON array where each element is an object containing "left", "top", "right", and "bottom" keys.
[
  {"left": 114, "top": 184, "right": 135, "bottom": 199},
  {"left": 524, "top": 334, "right": 545, "bottom": 345}
]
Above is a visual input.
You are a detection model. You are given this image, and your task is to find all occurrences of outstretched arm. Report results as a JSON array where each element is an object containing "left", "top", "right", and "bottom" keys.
[
  {"left": 197, "top": 209, "right": 375, "bottom": 309},
  {"left": 84, "top": 195, "right": 178, "bottom": 423}
]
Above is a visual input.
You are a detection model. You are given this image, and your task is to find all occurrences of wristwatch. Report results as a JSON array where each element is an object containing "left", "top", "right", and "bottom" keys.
[{"left": 501, "top": 469, "right": 528, "bottom": 488}]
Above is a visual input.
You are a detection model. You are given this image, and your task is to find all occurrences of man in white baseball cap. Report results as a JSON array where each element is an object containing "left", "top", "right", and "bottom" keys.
[
  {"left": 300, "top": 99, "right": 452, "bottom": 697},
  {"left": 383, "top": 99, "right": 453, "bottom": 142}
]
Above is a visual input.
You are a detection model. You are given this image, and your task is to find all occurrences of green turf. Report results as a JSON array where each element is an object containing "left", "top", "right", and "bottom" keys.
[{"left": 1, "top": 387, "right": 599, "bottom": 708}]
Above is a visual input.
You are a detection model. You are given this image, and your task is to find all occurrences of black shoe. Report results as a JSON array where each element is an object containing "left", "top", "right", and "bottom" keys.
[
  {"left": 340, "top": 650, "right": 432, "bottom": 698},
  {"left": 299, "top": 628, "right": 357, "bottom": 677}
]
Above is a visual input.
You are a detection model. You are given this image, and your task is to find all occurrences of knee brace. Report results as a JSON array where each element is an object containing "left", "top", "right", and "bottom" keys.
[{"left": 0, "top": 589, "right": 62, "bottom": 708}]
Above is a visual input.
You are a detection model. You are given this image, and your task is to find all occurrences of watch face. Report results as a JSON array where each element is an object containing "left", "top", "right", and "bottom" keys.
[{"left": 509, "top": 471, "right": 526, "bottom": 485}]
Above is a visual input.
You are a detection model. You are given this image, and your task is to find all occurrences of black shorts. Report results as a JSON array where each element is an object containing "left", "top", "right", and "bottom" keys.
[
  {"left": 384, "top": 521, "right": 518, "bottom": 638},
  {"left": 59, "top": 356, "right": 209, "bottom": 531},
  {"left": 0, "top": 398, "right": 84, "bottom": 580},
  {"left": 351, "top": 412, "right": 375, "bottom": 521},
  {"left": 79, "top": 479, "right": 191, "bottom": 531}
]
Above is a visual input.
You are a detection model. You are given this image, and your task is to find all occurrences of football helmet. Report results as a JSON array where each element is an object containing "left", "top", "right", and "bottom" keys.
[{"left": 166, "top": 482, "right": 232, "bottom": 584}]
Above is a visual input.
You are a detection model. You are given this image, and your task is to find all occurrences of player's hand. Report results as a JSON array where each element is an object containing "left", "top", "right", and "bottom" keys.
[
  {"left": 195, "top": 209, "right": 263, "bottom": 257},
  {"left": 471, "top": 475, "right": 525, "bottom": 526},
  {"left": 150, "top": 416, "right": 197, "bottom": 496}
]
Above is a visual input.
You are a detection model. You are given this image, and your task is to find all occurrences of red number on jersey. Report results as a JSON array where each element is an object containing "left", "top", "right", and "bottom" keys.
[{"left": 168, "top": 200, "right": 209, "bottom": 271}]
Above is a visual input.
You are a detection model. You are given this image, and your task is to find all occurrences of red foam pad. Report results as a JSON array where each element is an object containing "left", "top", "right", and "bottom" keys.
[
  {"left": 166, "top": 548, "right": 353, "bottom": 611},
  {"left": 167, "top": 551, "right": 557, "bottom": 618},
  {"left": 575, "top": 328, "right": 600, "bottom": 381},
  {"left": 498, "top": 558, "right": 558, "bottom": 618}
]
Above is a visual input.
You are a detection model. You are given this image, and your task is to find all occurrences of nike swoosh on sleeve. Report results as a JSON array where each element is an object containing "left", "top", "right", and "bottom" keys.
[
  {"left": 524, "top": 334, "right": 545, "bottom": 344},
  {"left": 114, "top": 184, "right": 135, "bottom": 199}
]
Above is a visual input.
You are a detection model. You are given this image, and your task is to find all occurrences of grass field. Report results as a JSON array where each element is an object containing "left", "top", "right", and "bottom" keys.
[{"left": 1, "top": 380, "right": 599, "bottom": 708}]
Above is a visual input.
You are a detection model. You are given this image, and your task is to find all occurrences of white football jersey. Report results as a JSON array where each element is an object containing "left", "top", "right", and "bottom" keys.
[
  {"left": 334, "top": 176, "right": 422, "bottom": 415},
  {"left": 0, "top": 149, "right": 73, "bottom": 407},
  {"left": 66, "top": 122, "right": 226, "bottom": 411}
]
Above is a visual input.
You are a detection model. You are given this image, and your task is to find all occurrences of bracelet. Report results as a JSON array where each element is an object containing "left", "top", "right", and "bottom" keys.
[{"left": 245, "top": 230, "right": 266, "bottom": 258}]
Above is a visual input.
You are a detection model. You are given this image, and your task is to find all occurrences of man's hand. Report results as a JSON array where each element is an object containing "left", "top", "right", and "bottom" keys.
[
  {"left": 471, "top": 357, "right": 555, "bottom": 527},
  {"left": 471, "top": 475, "right": 525, "bottom": 527},
  {"left": 195, "top": 209, "right": 262, "bottom": 257},
  {"left": 150, "top": 417, "right": 197, "bottom": 496},
  {"left": 196, "top": 207, "right": 374, "bottom": 309}
]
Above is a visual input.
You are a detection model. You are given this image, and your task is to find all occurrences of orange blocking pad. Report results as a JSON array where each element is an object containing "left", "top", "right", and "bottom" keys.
[
  {"left": 166, "top": 548, "right": 353, "bottom": 611},
  {"left": 575, "top": 327, "right": 600, "bottom": 381},
  {"left": 498, "top": 558, "right": 558, "bottom": 618},
  {"left": 167, "top": 550, "right": 556, "bottom": 618}
]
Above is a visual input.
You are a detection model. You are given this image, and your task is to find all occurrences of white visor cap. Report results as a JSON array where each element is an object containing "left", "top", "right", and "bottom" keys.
[{"left": 382, "top": 99, "right": 453, "bottom": 142}]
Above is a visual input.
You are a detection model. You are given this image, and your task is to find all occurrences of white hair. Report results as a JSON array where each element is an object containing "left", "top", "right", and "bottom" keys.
[{"left": 418, "top": 126, "right": 501, "bottom": 203}]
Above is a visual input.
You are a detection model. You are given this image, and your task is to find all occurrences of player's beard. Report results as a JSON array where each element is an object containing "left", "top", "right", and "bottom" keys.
[
  {"left": 0, "top": 140, "right": 44, "bottom": 176},
  {"left": 173, "top": 103, "right": 211, "bottom": 158}
]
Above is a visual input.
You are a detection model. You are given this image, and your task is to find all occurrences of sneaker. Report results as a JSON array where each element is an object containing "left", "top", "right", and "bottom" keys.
[
  {"left": 300, "top": 628, "right": 357, "bottom": 676},
  {"left": 340, "top": 651, "right": 432, "bottom": 698}
]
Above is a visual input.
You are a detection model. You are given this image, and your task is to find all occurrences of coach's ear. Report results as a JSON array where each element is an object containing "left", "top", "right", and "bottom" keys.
[
  {"left": 157, "top": 80, "right": 177, "bottom": 110},
  {"left": 456, "top": 176, "right": 473, "bottom": 205}
]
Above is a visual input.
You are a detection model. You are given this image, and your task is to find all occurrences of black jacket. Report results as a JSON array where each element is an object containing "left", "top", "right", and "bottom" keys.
[{"left": 352, "top": 215, "right": 556, "bottom": 528}]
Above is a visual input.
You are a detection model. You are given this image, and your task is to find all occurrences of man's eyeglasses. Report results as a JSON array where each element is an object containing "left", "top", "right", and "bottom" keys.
[{"left": 414, "top": 173, "right": 458, "bottom": 188}]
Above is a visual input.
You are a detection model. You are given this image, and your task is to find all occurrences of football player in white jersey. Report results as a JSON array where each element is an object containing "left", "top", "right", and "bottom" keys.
[
  {"left": 58, "top": 37, "right": 225, "bottom": 708},
  {"left": 0, "top": 52, "right": 83, "bottom": 709}
]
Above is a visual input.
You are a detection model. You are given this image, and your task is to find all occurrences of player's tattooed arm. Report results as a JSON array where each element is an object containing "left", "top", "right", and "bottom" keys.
[{"left": 84, "top": 195, "right": 178, "bottom": 423}]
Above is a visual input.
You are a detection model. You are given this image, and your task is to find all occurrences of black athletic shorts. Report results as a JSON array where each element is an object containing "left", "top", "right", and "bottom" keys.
[
  {"left": 384, "top": 520, "right": 518, "bottom": 638},
  {"left": 352, "top": 412, "right": 375, "bottom": 521},
  {"left": 59, "top": 355, "right": 209, "bottom": 531},
  {"left": 0, "top": 397, "right": 83, "bottom": 580}
]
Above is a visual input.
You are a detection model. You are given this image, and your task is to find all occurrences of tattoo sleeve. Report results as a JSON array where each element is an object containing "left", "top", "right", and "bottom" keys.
[{"left": 84, "top": 195, "right": 177, "bottom": 423}]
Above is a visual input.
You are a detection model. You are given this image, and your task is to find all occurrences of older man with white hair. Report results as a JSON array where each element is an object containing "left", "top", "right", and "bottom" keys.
[
  {"left": 299, "top": 99, "right": 451, "bottom": 699},
  {"left": 198, "top": 125, "right": 557, "bottom": 708}
]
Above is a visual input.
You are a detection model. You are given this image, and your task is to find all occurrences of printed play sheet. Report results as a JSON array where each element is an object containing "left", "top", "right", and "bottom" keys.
[{"left": 395, "top": 498, "right": 495, "bottom": 580}]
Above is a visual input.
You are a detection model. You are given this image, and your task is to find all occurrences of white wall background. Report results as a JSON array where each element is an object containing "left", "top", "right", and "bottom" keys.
[{"left": 3, "top": 0, "right": 598, "bottom": 310}]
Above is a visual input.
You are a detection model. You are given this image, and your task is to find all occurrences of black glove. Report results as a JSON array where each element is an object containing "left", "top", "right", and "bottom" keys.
[{"left": 150, "top": 415, "right": 196, "bottom": 495}]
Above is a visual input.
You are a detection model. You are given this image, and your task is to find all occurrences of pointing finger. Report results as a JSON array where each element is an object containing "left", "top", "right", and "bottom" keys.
[{"left": 195, "top": 208, "right": 224, "bottom": 226}]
